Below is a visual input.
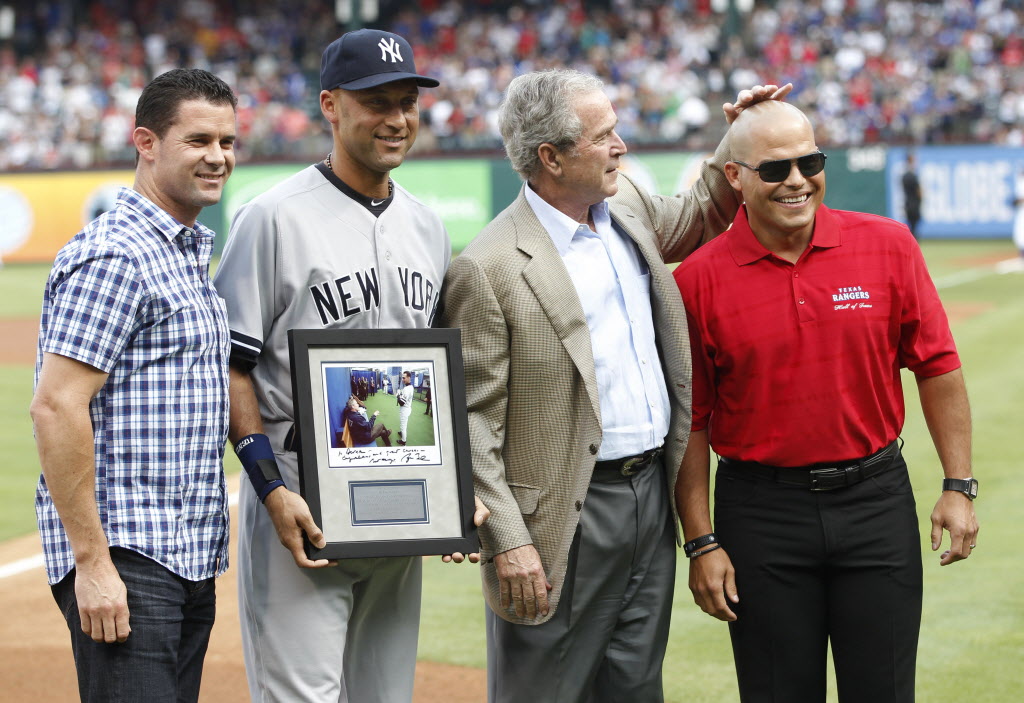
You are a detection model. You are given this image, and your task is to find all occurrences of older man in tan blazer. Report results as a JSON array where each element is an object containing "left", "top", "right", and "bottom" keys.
[{"left": 441, "top": 70, "right": 789, "bottom": 703}]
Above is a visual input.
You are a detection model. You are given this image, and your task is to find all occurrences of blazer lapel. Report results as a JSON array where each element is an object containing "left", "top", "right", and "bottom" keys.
[
  {"left": 609, "top": 202, "right": 690, "bottom": 386},
  {"left": 510, "top": 192, "right": 602, "bottom": 423},
  {"left": 609, "top": 203, "right": 666, "bottom": 290}
]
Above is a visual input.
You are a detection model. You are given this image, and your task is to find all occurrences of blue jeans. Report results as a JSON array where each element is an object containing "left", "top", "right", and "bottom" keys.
[{"left": 51, "top": 547, "right": 217, "bottom": 703}]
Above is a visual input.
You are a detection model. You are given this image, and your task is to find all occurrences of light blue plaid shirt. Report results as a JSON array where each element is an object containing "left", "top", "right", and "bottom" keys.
[{"left": 35, "top": 187, "right": 231, "bottom": 585}]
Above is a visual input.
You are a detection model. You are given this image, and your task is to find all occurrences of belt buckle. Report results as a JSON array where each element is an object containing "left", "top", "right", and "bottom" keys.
[
  {"left": 620, "top": 456, "right": 643, "bottom": 477},
  {"left": 808, "top": 466, "right": 847, "bottom": 491}
]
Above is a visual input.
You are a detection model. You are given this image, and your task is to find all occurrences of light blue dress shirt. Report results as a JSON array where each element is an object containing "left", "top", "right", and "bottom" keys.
[{"left": 525, "top": 184, "right": 669, "bottom": 461}]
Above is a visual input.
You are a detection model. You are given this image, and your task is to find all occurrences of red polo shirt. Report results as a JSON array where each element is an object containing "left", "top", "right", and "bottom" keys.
[{"left": 674, "top": 205, "right": 960, "bottom": 467}]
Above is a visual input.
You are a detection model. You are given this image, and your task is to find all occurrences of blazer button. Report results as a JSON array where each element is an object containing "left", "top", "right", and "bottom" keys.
[
  {"left": 589, "top": 444, "right": 598, "bottom": 455},
  {"left": 575, "top": 501, "right": 583, "bottom": 511}
]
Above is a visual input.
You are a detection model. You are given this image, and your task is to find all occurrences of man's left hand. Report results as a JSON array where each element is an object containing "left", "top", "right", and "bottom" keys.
[
  {"left": 264, "top": 487, "right": 336, "bottom": 569},
  {"left": 723, "top": 83, "right": 794, "bottom": 124},
  {"left": 930, "top": 491, "right": 979, "bottom": 565},
  {"left": 442, "top": 496, "right": 490, "bottom": 564}
]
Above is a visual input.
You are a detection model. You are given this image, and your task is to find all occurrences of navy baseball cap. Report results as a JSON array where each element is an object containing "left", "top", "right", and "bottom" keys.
[{"left": 320, "top": 29, "right": 440, "bottom": 91}]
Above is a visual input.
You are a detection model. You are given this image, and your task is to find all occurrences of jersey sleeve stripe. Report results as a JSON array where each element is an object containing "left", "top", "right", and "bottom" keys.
[
  {"left": 230, "top": 331, "right": 262, "bottom": 370},
  {"left": 230, "top": 331, "right": 263, "bottom": 354}
]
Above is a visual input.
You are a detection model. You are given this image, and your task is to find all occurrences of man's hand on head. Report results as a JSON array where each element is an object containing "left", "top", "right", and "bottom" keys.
[{"left": 723, "top": 83, "right": 794, "bottom": 124}]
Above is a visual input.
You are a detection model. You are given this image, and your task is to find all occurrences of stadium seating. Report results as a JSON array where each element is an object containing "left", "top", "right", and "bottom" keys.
[{"left": 2, "top": 0, "right": 1022, "bottom": 170}]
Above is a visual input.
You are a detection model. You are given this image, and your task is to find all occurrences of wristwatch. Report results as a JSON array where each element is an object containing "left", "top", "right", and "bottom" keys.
[{"left": 942, "top": 477, "right": 979, "bottom": 500}]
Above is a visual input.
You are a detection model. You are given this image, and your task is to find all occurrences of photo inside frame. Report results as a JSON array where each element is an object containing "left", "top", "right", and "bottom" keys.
[
  {"left": 293, "top": 333, "right": 471, "bottom": 551},
  {"left": 320, "top": 361, "right": 442, "bottom": 468}
]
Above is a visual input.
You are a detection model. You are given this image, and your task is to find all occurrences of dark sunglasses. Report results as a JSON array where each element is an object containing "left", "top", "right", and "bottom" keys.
[{"left": 733, "top": 152, "right": 827, "bottom": 183}]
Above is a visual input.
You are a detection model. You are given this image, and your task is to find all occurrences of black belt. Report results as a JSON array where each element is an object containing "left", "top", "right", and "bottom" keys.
[
  {"left": 283, "top": 425, "right": 298, "bottom": 452},
  {"left": 718, "top": 440, "right": 901, "bottom": 491},
  {"left": 592, "top": 447, "right": 663, "bottom": 481}
]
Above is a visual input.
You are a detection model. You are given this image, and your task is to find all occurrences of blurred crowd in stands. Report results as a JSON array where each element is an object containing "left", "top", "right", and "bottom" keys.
[{"left": 2, "top": 0, "right": 1024, "bottom": 170}]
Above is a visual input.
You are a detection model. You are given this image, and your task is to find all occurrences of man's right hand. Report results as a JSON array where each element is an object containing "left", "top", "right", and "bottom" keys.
[
  {"left": 75, "top": 556, "right": 130, "bottom": 643},
  {"left": 722, "top": 83, "right": 793, "bottom": 123},
  {"left": 688, "top": 547, "right": 740, "bottom": 622},
  {"left": 494, "top": 544, "right": 551, "bottom": 619},
  {"left": 263, "top": 487, "right": 336, "bottom": 568}
]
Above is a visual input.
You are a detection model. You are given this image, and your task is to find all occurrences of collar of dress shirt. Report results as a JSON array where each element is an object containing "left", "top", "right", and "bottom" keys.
[
  {"left": 524, "top": 182, "right": 611, "bottom": 256},
  {"left": 116, "top": 186, "right": 216, "bottom": 245}
]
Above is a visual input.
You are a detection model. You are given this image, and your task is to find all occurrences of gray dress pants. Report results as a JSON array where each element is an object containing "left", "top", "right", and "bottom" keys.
[{"left": 487, "top": 457, "right": 676, "bottom": 703}]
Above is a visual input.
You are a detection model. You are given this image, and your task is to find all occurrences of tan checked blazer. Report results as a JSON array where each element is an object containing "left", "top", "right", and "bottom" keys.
[{"left": 441, "top": 140, "right": 741, "bottom": 625}]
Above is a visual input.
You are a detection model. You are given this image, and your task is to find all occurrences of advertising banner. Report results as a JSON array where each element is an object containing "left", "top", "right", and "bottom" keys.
[
  {"left": 0, "top": 170, "right": 222, "bottom": 263},
  {"left": 889, "top": 146, "right": 1024, "bottom": 239},
  {"left": 0, "top": 171, "right": 131, "bottom": 263},
  {"left": 10, "top": 145, "right": 1020, "bottom": 263},
  {"left": 825, "top": 147, "right": 888, "bottom": 216}
]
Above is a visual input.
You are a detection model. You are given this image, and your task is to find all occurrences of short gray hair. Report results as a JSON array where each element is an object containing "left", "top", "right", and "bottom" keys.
[{"left": 499, "top": 69, "right": 605, "bottom": 181}]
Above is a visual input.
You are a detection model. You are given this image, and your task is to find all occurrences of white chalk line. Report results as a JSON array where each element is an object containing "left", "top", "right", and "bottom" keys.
[
  {"left": 0, "top": 553, "right": 43, "bottom": 579},
  {"left": 935, "top": 257, "right": 1022, "bottom": 289}
]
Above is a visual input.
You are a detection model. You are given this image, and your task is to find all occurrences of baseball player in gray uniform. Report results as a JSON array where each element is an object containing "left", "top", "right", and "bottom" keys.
[{"left": 214, "top": 29, "right": 484, "bottom": 703}]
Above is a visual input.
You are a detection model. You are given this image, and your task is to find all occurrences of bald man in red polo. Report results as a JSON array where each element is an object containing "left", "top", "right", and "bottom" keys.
[{"left": 673, "top": 101, "right": 978, "bottom": 703}]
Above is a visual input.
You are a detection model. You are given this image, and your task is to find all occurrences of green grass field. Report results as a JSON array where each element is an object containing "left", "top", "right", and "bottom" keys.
[
  {"left": 356, "top": 391, "right": 435, "bottom": 446},
  {"left": 4, "top": 240, "right": 1022, "bottom": 699}
]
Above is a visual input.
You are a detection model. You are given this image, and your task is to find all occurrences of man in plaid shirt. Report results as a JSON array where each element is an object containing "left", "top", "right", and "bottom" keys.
[{"left": 30, "top": 68, "right": 237, "bottom": 703}]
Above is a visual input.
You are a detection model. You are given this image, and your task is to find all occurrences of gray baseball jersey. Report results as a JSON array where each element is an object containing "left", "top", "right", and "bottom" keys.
[
  {"left": 213, "top": 164, "right": 450, "bottom": 702},
  {"left": 215, "top": 164, "right": 450, "bottom": 451}
]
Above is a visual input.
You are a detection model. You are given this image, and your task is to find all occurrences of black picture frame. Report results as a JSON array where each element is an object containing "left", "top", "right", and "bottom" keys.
[{"left": 288, "top": 328, "right": 478, "bottom": 560}]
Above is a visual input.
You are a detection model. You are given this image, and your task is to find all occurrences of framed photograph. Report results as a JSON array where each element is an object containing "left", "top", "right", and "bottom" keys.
[{"left": 288, "top": 328, "right": 478, "bottom": 560}]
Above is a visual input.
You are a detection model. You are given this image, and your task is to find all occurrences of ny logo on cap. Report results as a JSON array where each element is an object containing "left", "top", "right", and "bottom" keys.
[{"left": 378, "top": 37, "right": 403, "bottom": 63}]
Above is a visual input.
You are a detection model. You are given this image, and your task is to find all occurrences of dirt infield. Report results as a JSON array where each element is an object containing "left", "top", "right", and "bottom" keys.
[
  {"left": 943, "top": 301, "right": 993, "bottom": 325},
  {"left": 0, "top": 318, "right": 38, "bottom": 364},
  {"left": 0, "top": 480, "right": 487, "bottom": 702},
  {"left": 0, "top": 317, "right": 487, "bottom": 699}
]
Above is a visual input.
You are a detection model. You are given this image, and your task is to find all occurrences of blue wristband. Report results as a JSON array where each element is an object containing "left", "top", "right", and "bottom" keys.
[{"left": 235, "top": 433, "right": 286, "bottom": 502}]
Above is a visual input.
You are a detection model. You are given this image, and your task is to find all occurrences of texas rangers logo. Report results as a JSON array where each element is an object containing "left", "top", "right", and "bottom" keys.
[
  {"left": 832, "top": 285, "right": 871, "bottom": 302},
  {"left": 378, "top": 37, "right": 402, "bottom": 63},
  {"left": 832, "top": 284, "right": 873, "bottom": 311}
]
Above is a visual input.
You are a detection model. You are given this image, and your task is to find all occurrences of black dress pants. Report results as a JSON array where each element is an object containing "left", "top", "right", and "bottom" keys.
[{"left": 715, "top": 452, "right": 922, "bottom": 703}]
